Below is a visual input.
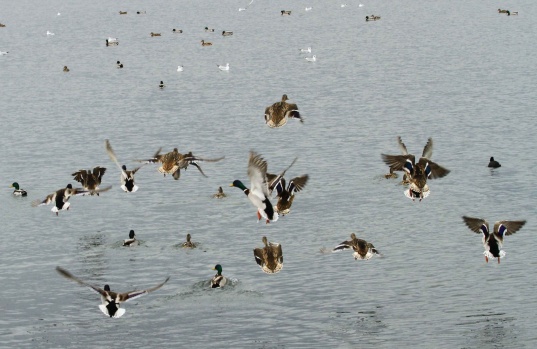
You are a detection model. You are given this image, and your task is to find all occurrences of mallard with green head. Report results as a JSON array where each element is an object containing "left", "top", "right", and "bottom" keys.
[
  {"left": 105, "top": 140, "right": 145, "bottom": 192},
  {"left": 56, "top": 266, "right": 169, "bottom": 318},
  {"left": 264, "top": 94, "right": 304, "bottom": 128},
  {"left": 211, "top": 264, "right": 227, "bottom": 288},
  {"left": 333, "top": 233, "right": 380, "bottom": 260},
  {"left": 32, "top": 184, "right": 110, "bottom": 216},
  {"left": 253, "top": 236, "right": 283, "bottom": 274},
  {"left": 230, "top": 151, "right": 278, "bottom": 223},
  {"left": 10, "top": 182, "right": 27, "bottom": 196}
]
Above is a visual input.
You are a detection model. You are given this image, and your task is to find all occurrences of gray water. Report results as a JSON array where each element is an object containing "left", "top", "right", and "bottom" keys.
[{"left": 1, "top": 0, "right": 536, "bottom": 348}]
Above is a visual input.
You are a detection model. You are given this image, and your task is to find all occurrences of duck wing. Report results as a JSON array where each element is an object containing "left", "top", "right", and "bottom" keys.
[
  {"left": 418, "top": 158, "right": 450, "bottom": 179},
  {"left": 421, "top": 137, "right": 433, "bottom": 159},
  {"left": 462, "top": 216, "right": 491, "bottom": 245},
  {"left": 381, "top": 153, "right": 415, "bottom": 172},
  {"left": 136, "top": 147, "right": 163, "bottom": 164},
  {"left": 332, "top": 239, "right": 355, "bottom": 252},
  {"left": 492, "top": 220, "right": 526, "bottom": 245},
  {"left": 56, "top": 266, "right": 107, "bottom": 297},
  {"left": 32, "top": 192, "right": 56, "bottom": 207},
  {"left": 247, "top": 151, "right": 270, "bottom": 199},
  {"left": 397, "top": 136, "right": 409, "bottom": 155},
  {"left": 117, "top": 277, "right": 170, "bottom": 302},
  {"left": 288, "top": 174, "right": 309, "bottom": 194},
  {"left": 92, "top": 167, "right": 106, "bottom": 184},
  {"left": 268, "top": 157, "right": 298, "bottom": 195}
]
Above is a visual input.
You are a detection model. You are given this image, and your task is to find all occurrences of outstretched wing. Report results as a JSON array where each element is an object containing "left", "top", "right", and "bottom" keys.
[
  {"left": 462, "top": 216, "right": 490, "bottom": 238},
  {"left": 332, "top": 240, "right": 354, "bottom": 252},
  {"left": 397, "top": 136, "right": 408, "bottom": 155},
  {"left": 32, "top": 192, "right": 56, "bottom": 207},
  {"left": 381, "top": 154, "right": 415, "bottom": 172},
  {"left": 288, "top": 175, "right": 308, "bottom": 194},
  {"left": 419, "top": 158, "right": 450, "bottom": 179},
  {"left": 247, "top": 151, "right": 270, "bottom": 199},
  {"left": 268, "top": 157, "right": 298, "bottom": 195},
  {"left": 92, "top": 166, "right": 106, "bottom": 184},
  {"left": 118, "top": 277, "right": 170, "bottom": 302},
  {"left": 136, "top": 147, "right": 163, "bottom": 164},
  {"left": 421, "top": 137, "right": 433, "bottom": 159},
  {"left": 56, "top": 266, "right": 106, "bottom": 297},
  {"left": 493, "top": 220, "right": 526, "bottom": 244}
]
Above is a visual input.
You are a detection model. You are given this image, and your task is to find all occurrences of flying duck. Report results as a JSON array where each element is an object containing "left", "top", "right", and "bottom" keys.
[
  {"left": 333, "top": 233, "right": 380, "bottom": 260},
  {"left": 105, "top": 139, "right": 145, "bottom": 192},
  {"left": 264, "top": 94, "right": 304, "bottom": 128},
  {"left": 32, "top": 184, "right": 109, "bottom": 215},
  {"left": 211, "top": 264, "right": 227, "bottom": 288},
  {"left": 462, "top": 216, "right": 526, "bottom": 263},
  {"left": 253, "top": 236, "right": 283, "bottom": 274},
  {"left": 71, "top": 167, "right": 107, "bottom": 195},
  {"left": 56, "top": 266, "right": 169, "bottom": 318},
  {"left": 123, "top": 230, "right": 138, "bottom": 247},
  {"left": 10, "top": 182, "right": 27, "bottom": 196}
]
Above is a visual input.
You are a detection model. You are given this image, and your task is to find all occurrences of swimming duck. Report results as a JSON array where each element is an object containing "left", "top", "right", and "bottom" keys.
[
  {"left": 264, "top": 94, "right": 304, "bottom": 128},
  {"left": 116, "top": 60, "right": 123, "bottom": 68},
  {"left": 222, "top": 31, "right": 233, "bottom": 36},
  {"left": 119, "top": 11, "right": 127, "bottom": 15},
  {"left": 123, "top": 230, "right": 138, "bottom": 247},
  {"left": 300, "top": 47, "right": 311, "bottom": 53},
  {"left": 138, "top": 147, "right": 224, "bottom": 180},
  {"left": 211, "top": 264, "right": 227, "bottom": 288},
  {"left": 159, "top": 81, "right": 165, "bottom": 88},
  {"left": 498, "top": 9, "right": 509, "bottom": 13},
  {"left": 47, "top": 30, "right": 55, "bottom": 36},
  {"left": 150, "top": 32, "right": 161, "bottom": 37},
  {"left": 253, "top": 236, "right": 283, "bottom": 274},
  {"left": 172, "top": 29, "right": 183, "bottom": 33},
  {"left": 201, "top": 40, "right": 212, "bottom": 46},
  {"left": 305, "top": 55, "right": 317, "bottom": 62},
  {"left": 365, "top": 15, "right": 381, "bottom": 21},
  {"left": 0, "top": 51, "right": 8, "bottom": 55},
  {"left": 182, "top": 233, "right": 197, "bottom": 248},
  {"left": 217, "top": 63, "right": 230, "bottom": 71},
  {"left": 281, "top": 10, "right": 292, "bottom": 15},
  {"left": 63, "top": 66, "right": 70, "bottom": 72},
  {"left": 177, "top": 65, "right": 184, "bottom": 72},
  {"left": 72, "top": 167, "right": 107, "bottom": 195},
  {"left": 137, "top": 11, "right": 146, "bottom": 14},
  {"left": 462, "top": 216, "right": 526, "bottom": 264},
  {"left": 204, "top": 27, "right": 215, "bottom": 32},
  {"left": 105, "top": 140, "right": 144, "bottom": 193},
  {"left": 106, "top": 37, "right": 119, "bottom": 46},
  {"left": 488, "top": 157, "right": 501, "bottom": 168},
  {"left": 333, "top": 233, "right": 380, "bottom": 260},
  {"left": 10, "top": 182, "right": 27, "bottom": 196},
  {"left": 213, "top": 186, "right": 227, "bottom": 198},
  {"left": 56, "top": 266, "right": 169, "bottom": 318},
  {"left": 382, "top": 137, "right": 450, "bottom": 201},
  {"left": 0, "top": 23, "right": 5, "bottom": 27},
  {"left": 32, "top": 184, "right": 108, "bottom": 215},
  {"left": 305, "top": 7, "right": 313, "bottom": 11},
  {"left": 230, "top": 151, "right": 279, "bottom": 224}
]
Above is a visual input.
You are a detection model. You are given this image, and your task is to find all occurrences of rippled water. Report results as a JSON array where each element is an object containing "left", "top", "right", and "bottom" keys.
[{"left": 1, "top": 0, "right": 537, "bottom": 348}]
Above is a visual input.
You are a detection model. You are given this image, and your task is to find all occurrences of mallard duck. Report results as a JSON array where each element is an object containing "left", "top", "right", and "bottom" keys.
[
  {"left": 365, "top": 15, "right": 381, "bottom": 21},
  {"left": 172, "top": 29, "right": 183, "bottom": 33},
  {"left": 138, "top": 147, "right": 224, "bottom": 180},
  {"left": 498, "top": 9, "right": 509, "bottom": 13},
  {"left": 10, "top": 182, "right": 27, "bottom": 196},
  {"left": 182, "top": 233, "right": 197, "bottom": 248},
  {"left": 72, "top": 167, "right": 107, "bottom": 195},
  {"left": 217, "top": 63, "right": 230, "bottom": 71},
  {"left": 333, "top": 233, "right": 380, "bottom": 260},
  {"left": 253, "top": 236, "right": 283, "bottom": 274},
  {"left": 56, "top": 266, "right": 169, "bottom": 318},
  {"left": 105, "top": 139, "right": 145, "bottom": 192},
  {"left": 230, "top": 151, "right": 279, "bottom": 224},
  {"left": 488, "top": 157, "right": 501, "bottom": 168},
  {"left": 150, "top": 32, "right": 161, "bottom": 37},
  {"left": 137, "top": 11, "right": 146, "bottom": 14},
  {"left": 201, "top": 40, "right": 212, "bottom": 46},
  {"left": 270, "top": 175, "right": 308, "bottom": 215},
  {"left": 32, "top": 184, "right": 109, "bottom": 215},
  {"left": 204, "top": 27, "right": 215, "bottom": 32},
  {"left": 213, "top": 186, "right": 227, "bottom": 199},
  {"left": 116, "top": 60, "right": 123, "bottom": 68},
  {"left": 123, "top": 230, "right": 138, "bottom": 247},
  {"left": 63, "top": 66, "right": 69, "bottom": 72},
  {"left": 159, "top": 81, "right": 165, "bottom": 88},
  {"left": 0, "top": 23, "right": 6, "bottom": 27},
  {"left": 264, "top": 94, "right": 304, "bottom": 128},
  {"left": 222, "top": 31, "right": 233, "bottom": 36},
  {"left": 281, "top": 10, "right": 291, "bottom": 15},
  {"left": 119, "top": 11, "right": 127, "bottom": 15},
  {"left": 462, "top": 216, "right": 526, "bottom": 263},
  {"left": 106, "top": 37, "right": 119, "bottom": 46},
  {"left": 507, "top": 11, "right": 518, "bottom": 15},
  {"left": 382, "top": 137, "right": 450, "bottom": 201},
  {"left": 211, "top": 264, "right": 227, "bottom": 288}
]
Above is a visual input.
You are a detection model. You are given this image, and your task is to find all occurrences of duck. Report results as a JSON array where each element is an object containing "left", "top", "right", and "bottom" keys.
[
  {"left": 305, "top": 55, "right": 316, "bottom": 62},
  {"left": 269, "top": 174, "right": 308, "bottom": 215},
  {"left": 281, "top": 10, "right": 292, "bottom": 15},
  {"left": 381, "top": 137, "right": 450, "bottom": 201},
  {"left": 172, "top": 29, "right": 183, "bottom": 33},
  {"left": 462, "top": 216, "right": 526, "bottom": 264},
  {"left": 341, "top": 4, "right": 348, "bottom": 8},
  {"left": 56, "top": 266, "right": 169, "bottom": 318},
  {"left": 213, "top": 186, "right": 227, "bottom": 198},
  {"left": 210, "top": 264, "right": 227, "bottom": 288},
  {"left": 150, "top": 32, "right": 161, "bottom": 37},
  {"left": 119, "top": 11, "right": 127, "bottom": 15},
  {"left": 105, "top": 140, "right": 145, "bottom": 193},
  {"left": 217, "top": 63, "right": 230, "bottom": 71},
  {"left": 333, "top": 233, "right": 380, "bottom": 260},
  {"left": 305, "top": 7, "right": 313, "bottom": 11},
  {"left": 488, "top": 157, "right": 501, "bottom": 168},
  {"left": 182, "top": 233, "right": 197, "bottom": 248},
  {"left": 201, "top": 40, "right": 212, "bottom": 46},
  {"left": 264, "top": 94, "right": 304, "bottom": 128},
  {"left": 63, "top": 66, "right": 70, "bottom": 72},
  {"left": 10, "top": 182, "right": 27, "bottom": 196},
  {"left": 253, "top": 236, "right": 283, "bottom": 274},
  {"left": 136, "top": 11, "right": 146, "bottom": 14},
  {"left": 498, "top": 9, "right": 509, "bottom": 14},
  {"left": 0, "top": 23, "right": 5, "bottom": 27},
  {"left": 0, "top": 51, "right": 8, "bottom": 55},
  {"left": 177, "top": 65, "right": 184, "bottom": 72},
  {"left": 300, "top": 47, "right": 311, "bottom": 53},
  {"left": 116, "top": 60, "right": 123, "bottom": 68},
  {"left": 46, "top": 30, "right": 55, "bottom": 36},
  {"left": 138, "top": 147, "right": 224, "bottom": 180},
  {"left": 506, "top": 11, "right": 518, "bottom": 16},
  {"left": 159, "top": 81, "right": 165, "bottom": 88},
  {"left": 230, "top": 151, "right": 279, "bottom": 224},
  {"left": 365, "top": 15, "right": 381, "bottom": 21},
  {"left": 106, "top": 37, "right": 119, "bottom": 46},
  {"left": 71, "top": 167, "right": 107, "bottom": 195},
  {"left": 32, "top": 183, "right": 108, "bottom": 215},
  {"left": 222, "top": 31, "right": 233, "bottom": 36},
  {"left": 123, "top": 230, "right": 138, "bottom": 247},
  {"left": 204, "top": 27, "right": 215, "bottom": 32}
]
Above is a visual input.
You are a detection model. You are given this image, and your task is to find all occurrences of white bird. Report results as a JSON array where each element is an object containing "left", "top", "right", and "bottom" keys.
[
  {"left": 341, "top": 4, "right": 348, "bottom": 7},
  {"left": 359, "top": 4, "right": 364, "bottom": 7},
  {"left": 239, "top": 8, "right": 247, "bottom": 11},
  {"left": 47, "top": 31, "right": 55, "bottom": 36},
  {"left": 0, "top": 51, "right": 8, "bottom": 55},
  {"left": 305, "top": 7, "right": 313, "bottom": 11},
  {"left": 217, "top": 63, "right": 230, "bottom": 71},
  {"left": 300, "top": 47, "right": 311, "bottom": 53},
  {"left": 177, "top": 65, "right": 184, "bottom": 72},
  {"left": 305, "top": 55, "right": 316, "bottom": 62}
]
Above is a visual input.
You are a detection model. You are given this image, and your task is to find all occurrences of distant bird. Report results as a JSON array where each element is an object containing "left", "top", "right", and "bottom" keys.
[
  {"left": 305, "top": 55, "right": 317, "bottom": 62},
  {"left": 462, "top": 216, "right": 526, "bottom": 263},
  {"left": 0, "top": 51, "right": 8, "bottom": 55},
  {"left": 177, "top": 65, "right": 184, "bottom": 72},
  {"left": 47, "top": 30, "right": 55, "bottom": 36},
  {"left": 213, "top": 186, "right": 227, "bottom": 199},
  {"left": 116, "top": 60, "right": 123, "bottom": 68},
  {"left": 10, "top": 182, "right": 27, "bottom": 196},
  {"left": 333, "top": 233, "right": 380, "bottom": 260},
  {"left": 305, "top": 7, "right": 313, "bottom": 11},
  {"left": 507, "top": 11, "right": 518, "bottom": 15},
  {"left": 217, "top": 63, "right": 230, "bottom": 71},
  {"left": 239, "top": 8, "right": 247, "bottom": 11},
  {"left": 341, "top": 4, "right": 348, "bottom": 8},
  {"left": 123, "top": 230, "right": 138, "bottom": 247},
  {"left": 137, "top": 11, "right": 146, "bottom": 14},
  {"left": 105, "top": 139, "right": 145, "bottom": 193},
  {"left": 172, "top": 29, "right": 183, "bottom": 33},
  {"left": 0, "top": 23, "right": 6, "bottom": 27},
  {"left": 281, "top": 10, "right": 291, "bottom": 15},
  {"left": 71, "top": 167, "right": 107, "bottom": 195},
  {"left": 366, "top": 15, "right": 381, "bottom": 21},
  {"left": 63, "top": 66, "right": 69, "bottom": 72},
  {"left": 182, "top": 233, "right": 197, "bottom": 248},
  {"left": 137, "top": 147, "right": 224, "bottom": 180},
  {"left": 488, "top": 157, "right": 501, "bottom": 168},
  {"left": 150, "top": 32, "right": 161, "bottom": 37},
  {"left": 222, "top": 31, "right": 233, "bottom": 36},
  {"left": 56, "top": 266, "right": 169, "bottom": 318},
  {"left": 106, "top": 37, "right": 119, "bottom": 46},
  {"left": 300, "top": 47, "right": 311, "bottom": 53},
  {"left": 159, "top": 81, "right": 165, "bottom": 88},
  {"left": 359, "top": 4, "right": 364, "bottom": 7},
  {"left": 382, "top": 137, "right": 450, "bottom": 201},
  {"left": 32, "top": 184, "right": 109, "bottom": 215},
  {"left": 264, "top": 94, "right": 304, "bottom": 128},
  {"left": 119, "top": 11, "right": 127, "bottom": 15},
  {"left": 210, "top": 264, "right": 227, "bottom": 288},
  {"left": 230, "top": 151, "right": 279, "bottom": 224},
  {"left": 201, "top": 40, "right": 212, "bottom": 46},
  {"left": 204, "top": 27, "right": 214, "bottom": 32},
  {"left": 253, "top": 236, "right": 283, "bottom": 274}
]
